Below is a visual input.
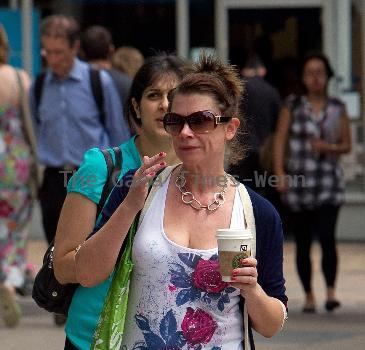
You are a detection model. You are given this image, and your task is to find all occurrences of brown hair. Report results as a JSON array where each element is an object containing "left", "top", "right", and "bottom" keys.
[
  {"left": 169, "top": 53, "right": 247, "bottom": 165},
  {"left": 112, "top": 46, "right": 144, "bottom": 78},
  {"left": 41, "top": 15, "right": 80, "bottom": 47},
  {"left": 0, "top": 24, "right": 9, "bottom": 64},
  {"left": 80, "top": 25, "right": 112, "bottom": 61}
]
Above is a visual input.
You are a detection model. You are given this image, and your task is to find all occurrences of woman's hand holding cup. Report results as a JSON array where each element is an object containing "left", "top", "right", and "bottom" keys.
[{"left": 229, "top": 257, "right": 260, "bottom": 299}]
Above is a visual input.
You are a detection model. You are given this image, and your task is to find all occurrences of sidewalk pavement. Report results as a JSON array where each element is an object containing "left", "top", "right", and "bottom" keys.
[{"left": 1, "top": 240, "right": 364, "bottom": 349}]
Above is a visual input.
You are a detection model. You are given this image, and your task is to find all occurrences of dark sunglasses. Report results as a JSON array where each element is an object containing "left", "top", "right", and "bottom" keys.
[{"left": 163, "top": 110, "right": 231, "bottom": 135}]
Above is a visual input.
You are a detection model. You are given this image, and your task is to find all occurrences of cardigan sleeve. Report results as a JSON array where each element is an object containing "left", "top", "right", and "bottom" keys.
[{"left": 248, "top": 188, "right": 288, "bottom": 308}]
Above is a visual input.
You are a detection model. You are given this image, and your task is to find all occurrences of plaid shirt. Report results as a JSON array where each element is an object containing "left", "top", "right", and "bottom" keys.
[{"left": 282, "top": 95, "right": 345, "bottom": 211}]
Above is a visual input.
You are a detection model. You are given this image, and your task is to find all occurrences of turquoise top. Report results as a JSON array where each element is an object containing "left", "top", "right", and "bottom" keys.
[{"left": 65, "top": 136, "right": 141, "bottom": 350}]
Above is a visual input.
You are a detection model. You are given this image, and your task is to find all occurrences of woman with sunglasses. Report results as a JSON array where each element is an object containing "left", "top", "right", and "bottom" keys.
[
  {"left": 53, "top": 54, "right": 186, "bottom": 349},
  {"left": 75, "top": 54, "right": 287, "bottom": 349}
]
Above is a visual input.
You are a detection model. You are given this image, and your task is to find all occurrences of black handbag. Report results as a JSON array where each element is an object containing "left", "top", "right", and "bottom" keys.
[{"left": 32, "top": 147, "right": 122, "bottom": 315}]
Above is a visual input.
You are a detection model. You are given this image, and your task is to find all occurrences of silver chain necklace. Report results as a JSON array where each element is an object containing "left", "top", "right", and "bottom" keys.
[{"left": 175, "top": 170, "right": 229, "bottom": 211}]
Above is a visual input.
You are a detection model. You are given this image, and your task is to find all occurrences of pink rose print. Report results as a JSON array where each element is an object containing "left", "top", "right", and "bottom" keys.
[
  {"left": 181, "top": 307, "right": 217, "bottom": 346},
  {"left": 192, "top": 259, "right": 227, "bottom": 293},
  {"left": 0, "top": 200, "right": 14, "bottom": 217},
  {"left": 168, "top": 284, "right": 177, "bottom": 292}
]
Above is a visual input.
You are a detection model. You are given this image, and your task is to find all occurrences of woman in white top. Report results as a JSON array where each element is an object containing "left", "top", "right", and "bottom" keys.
[{"left": 75, "top": 54, "right": 287, "bottom": 349}]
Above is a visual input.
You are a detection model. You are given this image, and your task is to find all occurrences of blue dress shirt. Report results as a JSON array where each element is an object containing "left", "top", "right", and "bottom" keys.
[{"left": 29, "top": 58, "right": 131, "bottom": 167}]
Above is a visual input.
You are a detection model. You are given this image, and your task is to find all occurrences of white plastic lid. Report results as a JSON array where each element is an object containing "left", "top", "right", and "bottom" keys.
[{"left": 216, "top": 228, "right": 252, "bottom": 239}]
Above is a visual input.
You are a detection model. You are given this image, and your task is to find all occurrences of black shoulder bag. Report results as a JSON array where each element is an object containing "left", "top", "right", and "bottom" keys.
[{"left": 32, "top": 147, "right": 122, "bottom": 315}]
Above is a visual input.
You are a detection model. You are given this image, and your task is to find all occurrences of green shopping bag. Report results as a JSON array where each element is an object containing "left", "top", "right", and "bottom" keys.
[{"left": 90, "top": 215, "right": 139, "bottom": 350}]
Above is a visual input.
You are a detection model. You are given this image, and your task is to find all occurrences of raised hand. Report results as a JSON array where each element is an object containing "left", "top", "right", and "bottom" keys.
[{"left": 123, "top": 152, "right": 167, "bottom": 213}]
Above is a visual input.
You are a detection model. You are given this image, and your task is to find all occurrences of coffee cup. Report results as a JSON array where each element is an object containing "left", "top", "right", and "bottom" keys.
[{"left": 216, "top": 229, "right": 253, "bottom": 282}]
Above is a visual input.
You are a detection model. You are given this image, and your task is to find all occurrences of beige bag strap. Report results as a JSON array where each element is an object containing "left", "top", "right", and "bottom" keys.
[
  {"left": 15, "top": 70, "right": 37, "bottom": 156},
  {"left": 15, "top": 69, "right": 41, "bottom": 188},
  {"left": 238, "top": 183, "right": 256, "bottom": 257},
  {"left": 238, "top": 183, "right": 256, "bottom": 350}
]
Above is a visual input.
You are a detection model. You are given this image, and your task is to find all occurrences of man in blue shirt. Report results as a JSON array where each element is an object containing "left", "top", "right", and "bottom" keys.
[{"left": 29, "top": 15, "right": 131, "bottom": 268}]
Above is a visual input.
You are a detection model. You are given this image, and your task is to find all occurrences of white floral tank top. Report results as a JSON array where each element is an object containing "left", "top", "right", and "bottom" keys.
[{"left": 121, "top": 175, "right": 245, "bottom": 350}]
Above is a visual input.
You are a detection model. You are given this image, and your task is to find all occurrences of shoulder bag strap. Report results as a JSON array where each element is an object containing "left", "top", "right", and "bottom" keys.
[
  {"left": 97, "top": 149, "right": 114, "bottom": 218},
  {"left": 112, "top": 146, "right": 122, "bottom": 176},
  {"left": 97, "top": 147, "right": 123, "bottom": 219},
  {"left": 15, "top": 69, "right": 41, "bottom": 189},
  {"left": 238, "top": 183, "right": 256, "bottom": 350},
  {"left": 16, "top": 70, "right": 37, "bottom": 152},
  {"left": 110, "top": 146, "right": 123, "bottom": 191},
  {"left": 238, "top": 184, "right": 256, "bottom": 257}
]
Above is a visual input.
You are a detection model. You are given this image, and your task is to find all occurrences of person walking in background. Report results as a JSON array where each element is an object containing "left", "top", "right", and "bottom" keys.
[
  {"left": 29, "top": 15, "right": 131, "bottom": 246},
  {"left": 229, "top": 56, "right": 280, "bottom": 197},
  {"left": 0, "top": 25, "right": 39, "bottom": 327},
  {"left": 273, "top": 53, "right": 351, "bottom": 313},
  {"left": 79, "top": 25, "right": 132, "bottom": 107},
  {"left": 75, "top": 54, "right": 287, "bottom": 349},
  {"left": 29, "top": 15, "right": 131, "bottom": 326},
  {"left": 111, "top": 45, "right": 144, "bottom": 79},
  {"left": 53, "top": 54, "right": 186, "bottom": 349}
]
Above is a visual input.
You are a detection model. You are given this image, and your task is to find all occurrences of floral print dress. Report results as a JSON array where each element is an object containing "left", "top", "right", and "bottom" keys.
[
  {"left": 0, "top": 104, "right": 32, "bottom": 287},
  {"left": 121, "top": 176, "right": 246, "bottom": 350}
]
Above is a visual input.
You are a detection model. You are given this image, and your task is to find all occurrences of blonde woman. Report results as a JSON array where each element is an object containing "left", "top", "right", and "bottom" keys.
[{"left": 0, "top": 25, "right": 38, "bottom": 327}]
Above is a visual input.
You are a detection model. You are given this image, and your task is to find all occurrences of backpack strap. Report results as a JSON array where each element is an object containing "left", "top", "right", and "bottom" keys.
[
  {"left": 97, "top": 147, "right": 123, "bottom": 218},
  {"left": 34, "top": 72, "right": 46, "bottom": 124},
  {"left": 89, "top": 67, "right": 106, "bottom": 127}
]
